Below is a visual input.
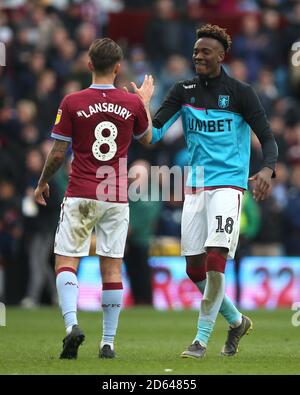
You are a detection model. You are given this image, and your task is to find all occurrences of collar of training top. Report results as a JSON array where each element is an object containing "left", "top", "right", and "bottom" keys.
[{"left": 197, "top": 66, "right": 226, "bottom": 87}]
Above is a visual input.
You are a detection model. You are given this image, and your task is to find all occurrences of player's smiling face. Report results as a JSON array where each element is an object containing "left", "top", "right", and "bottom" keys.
[{"left": 192, "top": 37, "right": 225, "bottom": 78}]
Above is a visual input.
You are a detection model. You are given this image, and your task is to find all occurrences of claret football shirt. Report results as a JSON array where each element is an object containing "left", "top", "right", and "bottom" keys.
[{"left": 52, "top": 84, "right": 148, "bottom": 202}]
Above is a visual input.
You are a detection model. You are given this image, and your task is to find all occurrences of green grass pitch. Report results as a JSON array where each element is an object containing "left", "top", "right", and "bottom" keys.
[{"left": 1, "top": 307, "right": 300, "bottom": 375}]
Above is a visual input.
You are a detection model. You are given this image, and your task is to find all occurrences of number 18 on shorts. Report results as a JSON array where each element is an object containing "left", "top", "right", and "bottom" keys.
[{"left": 181, "top": 188, "right": 243, "bottom": 259}]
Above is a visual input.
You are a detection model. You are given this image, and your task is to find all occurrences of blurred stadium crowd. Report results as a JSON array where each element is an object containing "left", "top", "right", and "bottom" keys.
[{"left": 1, "top": 0, "right": 300, "bottom": 305}]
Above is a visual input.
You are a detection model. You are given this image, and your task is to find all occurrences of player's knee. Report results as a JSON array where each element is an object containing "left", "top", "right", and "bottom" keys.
[
  {"left": 206, "top": 251, "right": 226, "bottom": 273},
  {"left": 55, "top": 255, "right": 79, "bottom": 275},
  {"left": 186, "top": 263, "right": 206, "bottom": 283}
]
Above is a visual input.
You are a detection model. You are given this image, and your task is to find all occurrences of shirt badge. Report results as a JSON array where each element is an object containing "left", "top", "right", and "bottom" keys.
[
  {"left": 55, "top": 109, "right": 62, "bottom": 125},
  {"left": 218, "top": 95, "right": 229, "bottom": 108}
]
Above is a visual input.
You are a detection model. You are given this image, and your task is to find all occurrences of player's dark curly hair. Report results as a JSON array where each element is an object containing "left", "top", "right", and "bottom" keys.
[{"left": 196, "top": 24, "right": 232, "bottom": 52}]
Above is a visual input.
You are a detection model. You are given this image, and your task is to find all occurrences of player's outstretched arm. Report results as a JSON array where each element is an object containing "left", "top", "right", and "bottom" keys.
[
  {"left": 138, "top": 103, "right": 152, "bottom": 145},
  {"left": 34, "top": 140, "right": 69, "bottom": 206}
]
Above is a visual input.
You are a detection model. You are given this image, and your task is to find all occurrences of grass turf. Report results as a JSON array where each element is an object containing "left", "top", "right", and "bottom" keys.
[{"left": 1, "top": 307, "right": 300, "bottom": 375}]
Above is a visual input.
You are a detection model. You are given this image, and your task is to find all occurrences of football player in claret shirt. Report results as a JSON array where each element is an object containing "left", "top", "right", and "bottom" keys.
[
  {"left": 34, "top": 38, "right": 153, "bottom": 359},
  {"left": 134, "top": 25, "right": 278, "bottom": 359}
]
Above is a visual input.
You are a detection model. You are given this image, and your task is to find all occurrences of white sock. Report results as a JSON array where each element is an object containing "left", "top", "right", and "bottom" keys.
[
  {"left": 56, "top": 270, "right": 78, "bottom": 332},
  {"left": 101, "top": 283, "right": 123, "bottom": 347}
]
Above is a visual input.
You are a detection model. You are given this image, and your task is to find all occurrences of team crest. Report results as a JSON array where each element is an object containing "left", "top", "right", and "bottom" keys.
[
  {"left": 55, "top": 109, "right": 62, "bottom": 125},
  {"left": 218, "top": 95, "right": 229, "bottom": 108}
]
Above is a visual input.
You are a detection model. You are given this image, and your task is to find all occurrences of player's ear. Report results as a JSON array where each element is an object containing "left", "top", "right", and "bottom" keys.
[
  {"left": 217, "top": 50, "right": 225, "bottom": 63},
  {"left": 88, "top": 61, "right": 94, "bottom": 72},
  {"left": 114, "top": 63, "right": 121, "bottom": 75}
]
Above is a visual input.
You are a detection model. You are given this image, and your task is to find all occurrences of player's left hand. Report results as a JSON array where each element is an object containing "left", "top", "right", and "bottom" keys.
[
  {"left": 131, "top": 74, "right": 154, "bottom": 105},
  {"left": 34, "top": 183, "right": 50, "bottom": 206},
  {"left": 249, "top": 167, "right": 273, "bottom": 201}
]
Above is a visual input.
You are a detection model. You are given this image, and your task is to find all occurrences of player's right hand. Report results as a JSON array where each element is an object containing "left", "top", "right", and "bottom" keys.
[
  {"left": 130, "top": 74, "right": 154, "bottom": 105},
  {"left": 34, "top": 183, "right": 50, "bottom": 206},
  {"left": 249, "top": 167, "right": 273, "bottom": 201}
]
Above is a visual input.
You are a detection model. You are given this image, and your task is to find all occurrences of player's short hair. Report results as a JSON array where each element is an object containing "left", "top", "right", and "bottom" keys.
[
  {"left": 88, "top": 38, "right": 123, "bottom": 74},
  {"left": 196, "top": 24, "right": 232, "bottom": 52}
]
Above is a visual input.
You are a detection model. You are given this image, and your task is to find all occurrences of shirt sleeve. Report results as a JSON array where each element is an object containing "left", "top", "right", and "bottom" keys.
[
  {"left": 51, "top": 96, "right": 73, "bottom": 142},
  {"left": 151, "top": 83, "right": 183, "bottom": 144},
  {"left": 241, "top": 84, "right": 278, "bottom": 176},
  {"left": 132, "top": 96, "right": 149, "bottom": 140}
]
